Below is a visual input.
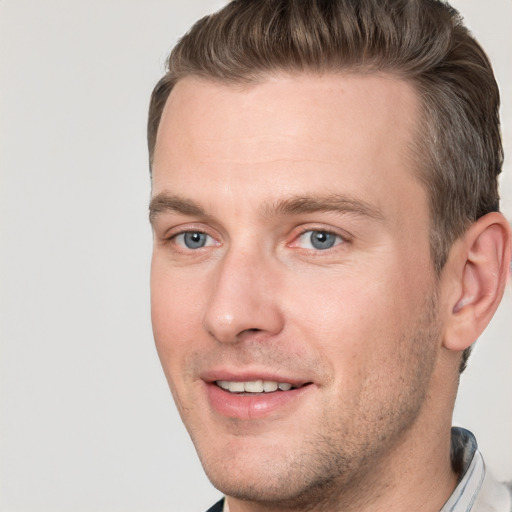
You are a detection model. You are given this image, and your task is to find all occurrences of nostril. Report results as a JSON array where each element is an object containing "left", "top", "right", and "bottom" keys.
[{"left": 237, "top": 328, "right": 264, "bottom": 339}]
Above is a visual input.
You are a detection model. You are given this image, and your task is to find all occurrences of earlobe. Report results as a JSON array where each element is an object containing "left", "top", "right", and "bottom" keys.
[{"left": 443, "top": 212, "right": 511, "bottom": 352}]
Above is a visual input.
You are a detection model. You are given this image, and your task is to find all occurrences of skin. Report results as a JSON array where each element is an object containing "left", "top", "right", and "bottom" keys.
[{"left": 150, "top": 73, "right": 462, "bottom": 512}]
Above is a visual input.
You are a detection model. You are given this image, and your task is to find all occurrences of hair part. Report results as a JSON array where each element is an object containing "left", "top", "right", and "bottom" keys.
[{"left": 147, "top": 0, "right": 503, "bottom": 372}]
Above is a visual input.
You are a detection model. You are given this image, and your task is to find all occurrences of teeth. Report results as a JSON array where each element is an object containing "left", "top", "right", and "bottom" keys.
[
  {"left": 245, "top": 380, "right": 263, "bottom": 393},
  {"left": 216, "top": 380, "right": 296, "bottom": 393},
  {"left": 263, "top": 380, "right": 278, "bottom": 392},
  {"left": 225, "top": 381, "right": 245, "bottom": 393}
]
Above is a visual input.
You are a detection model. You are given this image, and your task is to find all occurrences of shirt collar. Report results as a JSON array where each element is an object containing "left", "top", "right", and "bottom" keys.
[{"left": 440, "top": 427, "right": 485, "bottom": 512}]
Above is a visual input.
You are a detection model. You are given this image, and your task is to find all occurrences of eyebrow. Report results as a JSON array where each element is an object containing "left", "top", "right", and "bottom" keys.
[
  {"left": 149, "top": 194, "right": 206, "bottom": 224},
  {"left": 149, "top": 192, "right": 384, "bottom": 224},
  {"left": 261, "top": 194, "right": 385, "bottom": 221}
]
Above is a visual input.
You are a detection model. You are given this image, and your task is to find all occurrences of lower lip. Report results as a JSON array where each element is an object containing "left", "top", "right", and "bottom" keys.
[{"left": 205, "top": 382, "right": 312, "bottom": 419}]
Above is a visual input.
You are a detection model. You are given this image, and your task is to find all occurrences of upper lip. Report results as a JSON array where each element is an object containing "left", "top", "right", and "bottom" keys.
[{"left": 200, "top": 367, "right": 312, "bottom": 386}]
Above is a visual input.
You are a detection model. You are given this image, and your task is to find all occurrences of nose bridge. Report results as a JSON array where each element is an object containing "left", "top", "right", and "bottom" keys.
[{"left": 202, "top": 242, "right": 283, "bottom": 343}]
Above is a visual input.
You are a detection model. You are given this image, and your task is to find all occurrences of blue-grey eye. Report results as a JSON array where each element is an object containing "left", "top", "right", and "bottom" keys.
[
  {"left": 310, "top": 231, "right": 337, "bottom": 250},
  {"left": 183, "top": 232, "right": 208, "bottom": 249},
  {"left": 296, "top": 230, "right": 343, "bottom": 250}
]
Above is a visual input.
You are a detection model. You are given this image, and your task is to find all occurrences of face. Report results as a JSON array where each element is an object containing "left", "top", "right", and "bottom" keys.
[{"left": 150, "top": 74, "right": 442, "bottom": 508}]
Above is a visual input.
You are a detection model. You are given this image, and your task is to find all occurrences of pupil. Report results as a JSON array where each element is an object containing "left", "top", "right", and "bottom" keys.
[
  {"left": 184, "top": 232, "right": 206, "bottom": 249},
  {"left": 311, "top": 231, "right": 335, "bottom": 250}
]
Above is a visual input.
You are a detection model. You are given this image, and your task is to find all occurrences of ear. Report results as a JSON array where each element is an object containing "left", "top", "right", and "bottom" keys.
[{"left": 442, "top": 212, "right": 511, "bottom": 352}]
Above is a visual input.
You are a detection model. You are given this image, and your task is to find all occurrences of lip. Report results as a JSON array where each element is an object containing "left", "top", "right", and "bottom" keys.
[
  {"left": 201, "top": 368, "right": 309, "bottom": 387},
  {"left": 201, "top": 368, "right": 314, "bottom": 420}
]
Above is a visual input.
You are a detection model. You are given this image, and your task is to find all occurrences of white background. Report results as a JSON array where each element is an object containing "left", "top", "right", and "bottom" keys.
[{"left": 0, "top": 1, "right": 510, "bottom": 511}]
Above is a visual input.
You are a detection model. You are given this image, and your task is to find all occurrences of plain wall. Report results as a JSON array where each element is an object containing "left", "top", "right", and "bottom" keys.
[{"left": 0, "top": 1, "right": 510, "bottom": 511}]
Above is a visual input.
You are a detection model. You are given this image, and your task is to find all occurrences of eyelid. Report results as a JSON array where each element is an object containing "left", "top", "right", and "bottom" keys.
[
  {"left": 161, "top": 224, "right": 222, "bottom": 251},
  {"left": 162, "top": 222, "right": 216, "bottom": 240},
  {"left": 166, "top": 226, "right": 208, "bottom": 240}
]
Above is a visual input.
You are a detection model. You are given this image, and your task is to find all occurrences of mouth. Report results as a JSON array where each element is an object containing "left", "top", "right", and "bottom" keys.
[
  {"left": 215, "top": 379, "right": 309, "bottom": 394},
  {"left": 205, "top": 376, "right": 314, "bottom": 419}
]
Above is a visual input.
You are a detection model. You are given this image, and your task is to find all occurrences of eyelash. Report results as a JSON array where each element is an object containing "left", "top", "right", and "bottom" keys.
[{"left": 162, "top": 226, "right": 351, "bottom": 254}]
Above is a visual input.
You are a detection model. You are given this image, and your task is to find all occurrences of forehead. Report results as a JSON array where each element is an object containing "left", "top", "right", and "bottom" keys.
[
  {"left": 151, "top": 73, "right": 424, "bottom": 222},
  {"left": 155, "top": 73, "right": 419, "bottom": 158}
]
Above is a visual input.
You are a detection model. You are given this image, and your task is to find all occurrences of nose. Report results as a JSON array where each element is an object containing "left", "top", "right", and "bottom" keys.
[{"left": 202, "top": 248, "right": 285, "bottom": 344}]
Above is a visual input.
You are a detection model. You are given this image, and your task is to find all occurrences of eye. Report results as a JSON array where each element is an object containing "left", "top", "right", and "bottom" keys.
[
  {"left": 296, "top": 230, "right": 344, "bottom": 250},
  {"left": 174, "top": 231, "right": 215, "bottom": 249}
]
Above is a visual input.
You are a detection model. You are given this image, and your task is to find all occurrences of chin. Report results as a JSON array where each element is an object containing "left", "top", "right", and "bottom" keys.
[
  {"left": 194, "top": 433, "right": 347, "bottom": 509},
  {"left": 205, "top": 462, "right": 343, "bottom": 510},
  {"left": 195, "top": 438, "right": 299, "bottom": 500}
]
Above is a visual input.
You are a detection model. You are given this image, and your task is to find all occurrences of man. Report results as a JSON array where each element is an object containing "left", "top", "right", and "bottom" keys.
[{"left": 147, "top": 0, "right": 512, "bottom": 510}]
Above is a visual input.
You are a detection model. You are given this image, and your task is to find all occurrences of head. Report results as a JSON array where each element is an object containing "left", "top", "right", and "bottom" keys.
[
  {"left": 148, "top": 1, "right": 510, "bottom": 509},
  {"left": 148, "top": 0, "right": 503, "bottom": 373}
]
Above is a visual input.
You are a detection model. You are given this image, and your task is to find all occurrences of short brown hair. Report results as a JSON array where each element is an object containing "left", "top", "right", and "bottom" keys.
[{"left": 147, "top": 0, "right": 502, "bottom": 371}]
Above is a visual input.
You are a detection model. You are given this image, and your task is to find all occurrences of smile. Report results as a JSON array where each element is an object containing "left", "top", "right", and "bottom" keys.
[
  {"left": 206, "top": 378, "right": 314, "bottom": 419},
  {"left": 215, "top": 380, "right": 300, "bottom": 393}
]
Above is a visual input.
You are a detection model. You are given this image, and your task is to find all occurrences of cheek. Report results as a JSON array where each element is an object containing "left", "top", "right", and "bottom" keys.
[
  {"left": 284, "top": 262, "right": 427, "bottom": 371},
  {"left": 287, "top": 266, "right": 396, "bottom": 335},
  {"left": 150, "top": 268, "right": 207, "bottom": 419},
  {"left": 150, "top": 260, "right": 207, "bottom": 374}
]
